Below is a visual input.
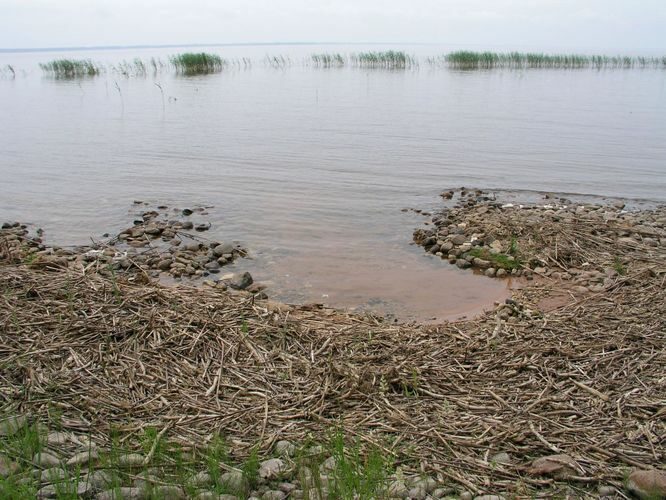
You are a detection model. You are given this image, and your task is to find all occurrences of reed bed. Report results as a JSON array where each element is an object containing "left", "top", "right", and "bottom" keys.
[
  {"left": 170, "top": 52, "right": 226, "bottom": 75},
  {"left": 1, "top": 206, "right": 664, "bottom": 495},
  {"left": 311, "top": 53, "right": 345, "bottom": 68},
  {"left": 438, "top": 51, "right": 666, "bottom": 69},
  {"left": 350, "top": 51, "right": 416, "bottom": 69},
  {"left": 39, "top": 59, "right": 102, "bottom": 78}
]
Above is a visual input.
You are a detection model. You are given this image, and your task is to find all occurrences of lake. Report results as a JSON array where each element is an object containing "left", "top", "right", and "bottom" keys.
[{"left": 1, "top": 44, "right": 665, "bottom": 321}]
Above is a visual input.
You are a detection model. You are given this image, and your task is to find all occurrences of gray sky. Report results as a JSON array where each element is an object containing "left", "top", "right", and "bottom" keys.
[{"left": 1, "top": 0, "right": 665, "bottom": 51}]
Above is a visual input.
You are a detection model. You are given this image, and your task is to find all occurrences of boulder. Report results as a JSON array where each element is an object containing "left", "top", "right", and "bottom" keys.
[{"left": 229, "top": 272, "right": 254, "bottom": 290}]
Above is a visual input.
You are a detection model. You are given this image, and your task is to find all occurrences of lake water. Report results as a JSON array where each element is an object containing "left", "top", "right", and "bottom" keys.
[{"left": 1, "top": 44, "right": 665, "bottom": 321}]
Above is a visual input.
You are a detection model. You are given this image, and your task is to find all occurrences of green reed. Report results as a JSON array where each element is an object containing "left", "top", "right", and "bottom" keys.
[
  {"left": 311, "top": 53, "right": 345, "bottom": 67},
  {"left": 350, "top": 51, "right": 415, "bottom": 69},
  {"left": 39, "top": 59, "right": 101, "bottom": 78},
  {"left": 170, "top": 52, "right": 226, "bottom": 75},
  {"left": 439, "top": 51, "right": 666, "bottom": 70}
]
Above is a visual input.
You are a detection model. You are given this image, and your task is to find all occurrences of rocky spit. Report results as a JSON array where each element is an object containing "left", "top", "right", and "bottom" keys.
[
  {"left": 413, "top": 188, "right": 665, "bottom": 292},
  {"left": 1, "top": 205, "right": 266, "bottom": 297}
]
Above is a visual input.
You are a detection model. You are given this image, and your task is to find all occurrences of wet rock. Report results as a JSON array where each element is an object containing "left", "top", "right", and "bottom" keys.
[
  {"left": 485, "top": 267, "right": 496, "bottom": 277},
  {"left": 626, "top": 469, "right": 666, "bottom": 499},
  {"left": 229, "top": 272, "right": 254, "bottom": 290},
  {"left": 182, "top": 209, "right": 193, "bottom": 216},
  {"left": 529, "top": 454, "right": 581, "bottom": 479},
  {"left": 205, "top": 261, "right": 220, "bottom": 272},
  {"left": 213, "top": 243, "right": 235, "bottom": 257},
  {"left": 259, "top": 458, "right": 286, "bottom": 479},
  {"left": 195, "top": 223, "right": 211, "bottom": 232},
  {"left": 456, "top": 259, "right": 471, "bottom": 269},
  {"left": 181, "top": 221, "right": 194, "bottom": 230}
]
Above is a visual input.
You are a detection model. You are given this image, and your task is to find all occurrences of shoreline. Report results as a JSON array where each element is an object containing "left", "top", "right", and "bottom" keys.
[{"left": 1, "top": 190, "right": 665, "bottom": 499}]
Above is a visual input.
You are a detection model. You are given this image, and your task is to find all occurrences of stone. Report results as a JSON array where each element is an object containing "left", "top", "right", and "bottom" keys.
[
  {"left": 319, "top": 456, "right": 336, "bottom": 472},
  {"left": 97, "top": 487, "right": 147, "bottom": 500},
  {"left": 440, "top": 241, "right": 454, "bottom": 252},
  {"left": 490, "top": 452, "right": 512, "bottom": 465},
  {"left": 0, "top": 455, "right": 19, "bottom": 478},
  {"left": 451, "top": 234, "right": 467, "bottom": 246},
  {"left": 460, "top": 492, "right": 473, "bottom": 500},
  {"left": 485, "top": 268, "right": 496, "bottom": 277},
  {"left": 66, "top": 449, "right": 99, "bottom": 467},
  {"left": 45, "top": 432, "right": 70, "bottom": 446},
  {"left": 598, "top": 485, "right": 615, "bottom": 496},
  {"left": 182, "top": 209, "right": 193, "bottom": 216},
  {"left": 473, "top": 258, "right": 491, "bottom": 269},
  {"left": 157, "top": 259, "right": 172, "bottom": 271},
  {"left": 196, "top": 493, "right": 237, "bottom": 500},
  {"left": 220, "top": 470, "right": 247, "bottom": 491},
  {"left": 496, "top": 269, "right": 507, "bottom": 278},
  {"left": 387, "top": 480, "right": 408, "bottom": 497},
  {"left": 412, "top": 477, "right": 437, "bottom": 493},
  {"left": 144, "top": 225, "right": 162, "bottom": 236},
  {"left": 189, "top": 470, "right": 211, "bottom": 487},
  {"left": 0, "top": 415, "right": 27, "bottom": 436},
  {"left": 181, "top": 221, "right": 194, "bottom": 230},
  {"left": 205, "top": 261, "right": 220, "bottom": 272},
  {"left": 432, "top": 487, "right": 455, "bottom": 498},
  {"left": 33, "top": 451, "right": 61, "bottom": 468},
  {"left": 456, "top": 259, "right": 471, "bottom": 269},
  {"left": 153, "top": 485, "right": 186, "bottom": 499},
  {"left": 259, "top": 458, "right": 286, "bottom": 479},
  {"left": 275, "top": 440, "right": 296, "bottom": 457},
  {"left": 229, "top": 272, "right": 254, "bottom": 290},
  {"left": 626, "top": 469, "right": 666, "bottom": 499},
  {"left": 529, "top": 454, "right": 581, "bottom": 479},
  {"left": 83, "top": 470, "right": 114, "bottom": 490},
  {"left": 263, "top": 491, "right": 286, "bottom": 500},
  {"left": 407, "top": 486, "right": 427, "bottom": 499},
  {"left": 474, "top": 496, "right": 505, "bottom": 500},
  {"left": 40, "top": 466, "right": 68, "bottom": 483},
  {"left": 195, "top": 223, "right": 211, "bottom": 232},
  {"left": 278, "top": 482, "right": 297, "bottom": 493},
  {"left": 118, "top": 453, "right": 145, "bottom": 467},
  {"left": 213, "top": 243, "right": 235, "bottom": 257}
]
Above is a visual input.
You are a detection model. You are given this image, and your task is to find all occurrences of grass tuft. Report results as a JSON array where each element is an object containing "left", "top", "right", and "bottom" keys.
[
  {"left": 39, "top": 59, "right": 101, "bottom": 78},
  {"left": 170, "top": 52, "right": 226, "bottom": 75}
]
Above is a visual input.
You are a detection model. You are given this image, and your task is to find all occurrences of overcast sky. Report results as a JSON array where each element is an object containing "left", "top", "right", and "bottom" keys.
[{"left": 1, "top": 0, "right": 665, "bottom": 51}]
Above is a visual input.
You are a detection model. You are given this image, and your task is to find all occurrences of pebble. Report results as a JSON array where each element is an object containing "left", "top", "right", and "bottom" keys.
[
  {"left": 97, "top": 487, "right": 147, "bottom": 500},
  {"left": 66, "top": 449, "right": 99, "bottom": 467},
  {"left": 263, "top": 491, "right": 286, "bottom": 500},
  {"left": 407, "top": 486, "right": 427, "bottom": 499},
  {"left": 40, "top": 466, "right": 68, "bottom": 483},
  {"left": 432, "top": 487, "right": 455, "bottom": 498},
  {"left": 189, "top": 470, "right": 211, "bottom": 487},
  {"left": 229, "top": 271, "right": 254, "bottom": 290},
  {"left": 484, "top": 267, "right": 496, "bottom": 277},
  {"left": 196, "top": 494, "right": 238, "bottom": 500},
  {"left": 220, "top": 470, "right": 247, "bottom": 491},
  {"left": 275, "top": 440, "right": 296, "bottom": 457},
  {"left": 496, "top": 269, "right": 507, "bottom": 278},
  {"left": 153, "top": 485, "right": 186, "bottom": 498},
  {"left": 33, "top": 451, "right": 61, "bottom": 468},
  {"left": 118, "top": 453, "right": 145, "bottom": 467},
  {"left": 489, "top": 451, "right": 512, "bottom": 465},
  {"left": 0, "top": 455, "right": 19, "bottom": 478},
  {"left": 0, "top": 415, "right": 27, "bottom": 436}
]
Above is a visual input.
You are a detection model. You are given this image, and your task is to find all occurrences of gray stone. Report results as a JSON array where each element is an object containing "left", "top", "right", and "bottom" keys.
[
  {"left": 118, "top": 453, "right": 145, "bottom": 467},
  {"left": 451, "top": 234, "right": 467, "bottom": 246},
  {"left": 456, "top": 259, "right": 471, "bottom": 269},
  {"left": 598, "top": 485, "right": 615, "bottom": 496},
  {"left": 189, "top": 470, "right": 211, "bottom": 487},
  {"left": 407, "top": 486, "right": 427, "bottom": 499},
  {"left": 196, "top": 493, "right": 238, "bottom": 500},
  {"left": 490, "top": 452, "right": 512, "bottom": 465},
  {"left": 440, "top": 241, "right": 454, "bottom": 252},
  {"left": 496, "top": 269, "right": 507, "bottom": 278},
  {"left": 66, "top": 449, "right": 99, "bottom": 467},
  {"left": 40, "top": 467, "right": 68, "bottom": 483},
  {"left": 0, "top": 415, "right": 27, "bottom": 436},
  {"left": 259, "top": 458, "right": 286, "bottom": 479},
  {"left": 205, "top": 261, "right": 220, "bottom": 272},
  {"left": 97, "top": 487, "right": 147, "bottom": 500},
  {"left": 153, "top": 485, "right": 186, "bottom": 499},
  {"left": 320, "top": 456, "right": 336, "bottom": 472},
  {"left": 484, "top": 267, "right": 496, "bottom": 277},
  {"left": 411, "top": 477, "right": 437, "bottom": 493},
  {"left": 387, "top": 480, "right": 408, "bottom": 497},
  {"left": 45, "top": 432, "right": 70, "bottom": 446},
  {"left": 229, "top": 272, "right": 254, "bottom": 290},
  {"left": 473, "top": 258, "right": 491, "bottom": 269},
  {"left": 83, "top": 470, "right": 114, "bottom": 490},
  {"left": 275, "top": 440, "right": 296, "bottom": 457},
  {"left": 0, "top": 455, "right": 18, "bottom": 478},
  {"left": 432, "top": 487, "right": 455, "bottom": 498},
  {"left": 220, "top": 470, "right": 247, "bottom": 491},
  {"left": 263, "top": 491, "right": 286, "bottom": 500},
  {"left": 181, "top": 221, "right": 194, "bottom": 230},
  {"left": 278, "top": 482, "right": 297, "bottom": 493},
  {"left": 474, "top": 496, "right": 505, "bottom": 500},
  {"left": 460, "top": 492, "right": 473, "bottom": 500},
  {"left": 33, "top": 451, "right": 61, "bottom": 468},
  {"left": 213, "top": 243, "right": 235, "bottom": 257}
]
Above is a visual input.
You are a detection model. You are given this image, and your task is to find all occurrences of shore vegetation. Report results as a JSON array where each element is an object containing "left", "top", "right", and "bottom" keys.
[{"left": 170, "top": 52, "right": 226, "bottom": 75}]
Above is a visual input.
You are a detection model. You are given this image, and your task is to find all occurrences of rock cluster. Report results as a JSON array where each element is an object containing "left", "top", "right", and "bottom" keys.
[{"left": 413, "top": 188, "right": 666, "bottom": 292}]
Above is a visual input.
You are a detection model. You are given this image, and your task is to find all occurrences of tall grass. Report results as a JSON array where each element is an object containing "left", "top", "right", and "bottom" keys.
[
  {"left": 350, "top": 51, "right": 416, "bottom": 69},
  {"left": 39, "top": 59, "right": 101, "bottom": 78},
  {"left": 170, "top": 52, "right": 226, "bottom": 75},
  {"left": 439, "top": 51, "right": 666, "bottom": 70}
]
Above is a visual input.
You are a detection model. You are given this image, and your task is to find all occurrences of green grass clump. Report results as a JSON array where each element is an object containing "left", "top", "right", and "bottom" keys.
[
  {"left": 170, "top": 52, "right": 226, "bottom": 75},
  {"left": 442, "top": 51, "right": 666, "bottom": 70},
  {"left": 39, "top": 59, "right": 101, "bottom": 78},
  {"left": 468, "top": 247, "right": 521, "bottom": 270},
  {"left": 350, "top": 51, "right": 415, "bottom": 69}
]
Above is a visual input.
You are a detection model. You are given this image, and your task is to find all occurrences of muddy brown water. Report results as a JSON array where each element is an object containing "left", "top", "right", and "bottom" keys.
[{"left": 1, "top": 44, "right": 665, "bottom": 322}]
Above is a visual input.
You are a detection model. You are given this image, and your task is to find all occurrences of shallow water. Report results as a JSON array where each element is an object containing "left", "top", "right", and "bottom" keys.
[{"left": 1, "top": 44, "right": 665, "bottom": 321}]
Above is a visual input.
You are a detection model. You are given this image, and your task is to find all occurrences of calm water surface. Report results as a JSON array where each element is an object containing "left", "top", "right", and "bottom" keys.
[{"left": 1, "top": 45, "right": 665, "bottom": 321}]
